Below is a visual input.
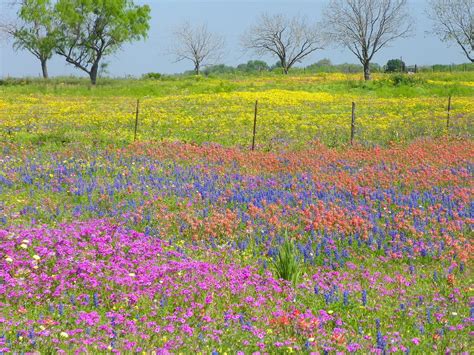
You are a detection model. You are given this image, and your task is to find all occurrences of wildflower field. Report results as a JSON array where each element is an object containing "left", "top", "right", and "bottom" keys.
[
  {"left": 1, "top": 72, "right": 473, "bottom": 147},
  {"left": 0, "top": 73, "right": 473, "bottom": 353}
]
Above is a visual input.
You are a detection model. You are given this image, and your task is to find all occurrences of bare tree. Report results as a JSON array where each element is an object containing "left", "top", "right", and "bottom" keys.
[
  {"left": 241, "top": 14, "right": 323, "bottom": 74},
  {"left": 321, "top": 0, "right": 414, "bottom": 80},
  {"left": 171, "top": 22, "right": 225, "bottom": 75},
  {"left": 427, "top": 0, "right": 473, "bottom": 62}
]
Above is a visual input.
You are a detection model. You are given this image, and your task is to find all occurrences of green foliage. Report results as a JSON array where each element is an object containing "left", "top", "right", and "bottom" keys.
[
  {"left": 418, "top": 63, "right": 474, "bottom": 72},
  {"left": 142, "top": 72, "right": 162, "bottom": 80},
  {"left": 12, "top": 0, "right": 58, "bottom": 78},
  {"left": 201, "top": 64, "right": 236, "bottom": 76},
  {"left": 273, "top": 239, "right": 302, "bottom": 286},
  {"left": 313, "top": 58, "right": 332, "bottom": 67},
  {"left": 390, "top": 73, "right": 426, "bottom": 86},
  {"left": 369, "top": 62, "right": 382, "bottom": 72},
  {"left": 306, "top": 60, "right": 382, "bottom": 74},
  {"left": 270, "top": 60, "right": 285, "bottom": 71},
  {"left": 1, "top": 71, "right": 473, "bottom": 97},
  {"left": 236, "top": 60, "right": 270, "bottom": 73},
  {"left": 385, "top": 58, "right": 406, "bottom": 73},
  {"left": 185, "top": 60, "right": 271, "bottom": 75},
  {"left": 54, "top": 0, "right": 151, "bottom": 84}
]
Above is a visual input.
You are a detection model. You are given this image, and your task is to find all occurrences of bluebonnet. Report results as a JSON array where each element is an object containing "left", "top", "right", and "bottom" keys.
[
  {"left": 376, "top": 329, "right": 385, "bottom": 351},
  {"left": 362, "top": 290, "right": 367, "bottom": 306},
  {"left": 93, "top": 293, "right": 99, "bottom": 308},
  {"left": 343, "top": 290, "right": 349, "bottom": 306}
]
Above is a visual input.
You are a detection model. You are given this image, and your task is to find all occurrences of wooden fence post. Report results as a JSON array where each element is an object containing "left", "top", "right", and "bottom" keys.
[
  {"left": 446, "top": 95, "right": 452, "bottom": 130},
  {"left": 251, "top": 100, "right": 258, "bottom": 151},
  {"left": 350, "top": 102, "right": 356, "bottom": 146},
  {"left": 134, "top": 99, "right": 140, "bottom": 142}
]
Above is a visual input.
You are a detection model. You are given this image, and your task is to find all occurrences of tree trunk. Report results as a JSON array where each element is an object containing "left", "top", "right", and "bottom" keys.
[
  {"left": 279, "top": 57, "right": 289, "bottom": 74},
  {"left": 41, "top": 58, "right": 49, "bottom": 79},
  {"left": 90, "top": 62, "right": 99, "bottom": 85},
  {"left": 195, "top": 63, "right": 200, "bottom": 75},
  {"left": 363, "top": 61, "right": 371, "bottom": 81},
  {"left": 362, "top": 61, "right": 370, "bottom": 80}
]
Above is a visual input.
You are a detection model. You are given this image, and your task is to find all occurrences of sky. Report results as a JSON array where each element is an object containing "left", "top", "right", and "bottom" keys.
[{"left": 0, "top": 0, "right": 469, "bottom": 78}]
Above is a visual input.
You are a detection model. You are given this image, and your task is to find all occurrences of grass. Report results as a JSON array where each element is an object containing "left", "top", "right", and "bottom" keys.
[{"left": 1, "top": 71, "right": 473, "bottom": 97}]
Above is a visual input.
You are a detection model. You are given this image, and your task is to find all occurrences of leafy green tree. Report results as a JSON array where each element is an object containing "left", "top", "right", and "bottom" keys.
[
  {"left": 385, "top": 58, "right": 406, "bottom": 72},
  {"left": 54, "top": 0, "right": 151, "bottom": 84},
  {"left": 10, "top": 0, "right": 57, "bottom": 79}
]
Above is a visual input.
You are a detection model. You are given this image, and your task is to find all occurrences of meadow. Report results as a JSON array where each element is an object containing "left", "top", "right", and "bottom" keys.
[
  {"left": 1, "top": 72, "right": 473, "bottom": 148},
  {"left": 0, "top": 72, "right": 473, "bottom": 353}
]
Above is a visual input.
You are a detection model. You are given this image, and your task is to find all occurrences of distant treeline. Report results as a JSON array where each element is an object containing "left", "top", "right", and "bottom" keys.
[{"left": 141, "top": 60, "right": 474, "bottom": 78}]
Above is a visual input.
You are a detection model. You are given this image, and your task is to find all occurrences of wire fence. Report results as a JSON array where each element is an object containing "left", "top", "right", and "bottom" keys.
[{"left": 0, "top": 94, "right": 472, "bottom": 148}]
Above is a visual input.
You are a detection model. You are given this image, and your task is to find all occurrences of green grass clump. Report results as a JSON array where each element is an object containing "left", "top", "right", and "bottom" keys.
[{"left": 273, "top": 239, "right": 302, "bottom": 286}]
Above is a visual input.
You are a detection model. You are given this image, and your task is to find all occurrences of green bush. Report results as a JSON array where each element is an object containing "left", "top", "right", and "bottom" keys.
[
  {"left": 391, "top": 73, "right": 426, "bottom": 86},
  {"left": 142, "top": 72, "right": 162, "bottom": 80},
  {"left": 236, "top": 60, "right": 270, "bottom": 73},
  {"left": 202, "top": 64, "right": 236, "bottom": 76},
  {"left": 385, "top": 59, "right": 406, "bottom": 73}
]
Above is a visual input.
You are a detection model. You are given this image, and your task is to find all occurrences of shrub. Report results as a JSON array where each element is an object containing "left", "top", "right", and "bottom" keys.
[
  {"left": 390, "top": 73, "right": 426, "bottom": 86},
  {"left": 142, "top": 72, "right": 162, "bottom": 80},
  {"left": 202, "top": 64, "right": 235, "bottom": 76},
  {"left": 236, "top": 60, "right": 270, "bottom": 73},
  {"left": 385, "top": 59, "right": 406, "bottom": 73}
]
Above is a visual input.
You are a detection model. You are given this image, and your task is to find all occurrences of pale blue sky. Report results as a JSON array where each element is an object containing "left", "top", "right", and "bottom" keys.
[{"left": 0, "top": 0, "right": 468, "bottom": 78}]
